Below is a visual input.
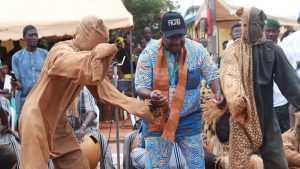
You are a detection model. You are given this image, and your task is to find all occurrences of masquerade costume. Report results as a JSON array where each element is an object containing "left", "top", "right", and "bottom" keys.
[
  {"left": 220, "top": 7, "right": 300, "bottom": 169},
  {"left": 19, "top": 16, "right": 155, "bottom": 169}
]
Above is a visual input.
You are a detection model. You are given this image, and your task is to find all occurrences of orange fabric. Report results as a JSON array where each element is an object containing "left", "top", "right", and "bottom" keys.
[
  {"left": 149, "top": 41, "right": 187, "bottom": 142},
  {"left": 75, "top": 16, "right": 109, "bottom": 43},
  {"left": 68, "top": 97, "right": 79, "bottom": 118}
]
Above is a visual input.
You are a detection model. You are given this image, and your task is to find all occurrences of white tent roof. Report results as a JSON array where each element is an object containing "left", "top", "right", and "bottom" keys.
[
  {"left": 195, "top": 0, "right": 300, "bottom": 27},
  {"left": 0, "top": 0, "right": 133, "bottom": 40}
]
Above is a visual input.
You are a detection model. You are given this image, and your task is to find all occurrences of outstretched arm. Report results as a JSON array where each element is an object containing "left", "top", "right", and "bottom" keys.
[
  {"left": 86, "top": 79, "right": 155, "bottom": 123},
  {"left": 47, "top": 42, "right": 117, "bottom": 85}
]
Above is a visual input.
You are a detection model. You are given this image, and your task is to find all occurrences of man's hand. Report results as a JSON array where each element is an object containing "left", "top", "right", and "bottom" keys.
[
  {"left": 150, "top": 90, "right": 168, "bottom": 107},
  {"left": 214, "top": 92, "right": 226, "bottom": 109},
  {"left": 11, "top": 79, "right": 22, "bottom": 90},
  {"left": 74, "top": 128, "right": 85, "bottom": 143}
]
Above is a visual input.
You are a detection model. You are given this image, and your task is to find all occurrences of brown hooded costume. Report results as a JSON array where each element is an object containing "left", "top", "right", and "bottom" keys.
[
  {"left": 220, "top": 7, "right": 300, "bottom": 169},
  {"left": 19, "top": 16, "right": 155, "bottom": 169},
  {"left": 282, "top": 112, "right": 300, "bottom": 169}
]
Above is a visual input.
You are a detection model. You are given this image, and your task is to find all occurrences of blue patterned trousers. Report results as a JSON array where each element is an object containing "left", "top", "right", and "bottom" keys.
[{"left": 145, "top": 134, "right": 205, "bottom": 169}]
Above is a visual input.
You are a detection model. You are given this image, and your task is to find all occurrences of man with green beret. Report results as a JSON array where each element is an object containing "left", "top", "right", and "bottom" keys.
[
  {"left": 264, "top": 18, "right": 297, "bottom": 133},
  {"left": 264, "top": 18, "right": 281, "bottom": 43}
]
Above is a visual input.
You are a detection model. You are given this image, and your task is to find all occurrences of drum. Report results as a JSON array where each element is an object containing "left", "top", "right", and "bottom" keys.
[{"left": 79, "top": 134, "right": 101, "bottom": 169}]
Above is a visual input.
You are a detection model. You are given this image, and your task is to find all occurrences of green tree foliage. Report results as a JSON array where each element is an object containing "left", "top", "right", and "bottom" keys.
[{"left": 123, "top": 0, "right": 178, "bottom": 41}]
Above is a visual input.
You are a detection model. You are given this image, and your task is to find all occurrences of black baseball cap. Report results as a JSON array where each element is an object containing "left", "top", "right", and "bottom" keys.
[{"left": 160, "top": 11, "right": 187, "bottom": 38}]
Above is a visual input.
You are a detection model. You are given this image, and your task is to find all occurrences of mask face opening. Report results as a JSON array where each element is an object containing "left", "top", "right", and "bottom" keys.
[{"left": 240, "top": 7, "right": 266, "bottom": 44}]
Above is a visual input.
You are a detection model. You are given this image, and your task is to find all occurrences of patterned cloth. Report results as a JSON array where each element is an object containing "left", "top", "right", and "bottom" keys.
[
  {"left": 135, "top": 38, "right": 219, "bottom": 138},
  {"left": 0, "top": 96, "right": 11, "bottom": 114},
  {"left": 221, "top": 7, "right": 265, "bottom": 169},
  {"left": 123, "top": 130, "right": 187, "bottom": 169},
  {"left": 150, "top": 42, "right": 188, "bottom": 142},
  {"left": 144, "top": 134, "right": 204, "bottom": 169},
  {"left": 123, "top": 130, "right": 139, "bottom": 169},
  {"left": 12, "top": 48, "right": 47, "bottom": 115}
]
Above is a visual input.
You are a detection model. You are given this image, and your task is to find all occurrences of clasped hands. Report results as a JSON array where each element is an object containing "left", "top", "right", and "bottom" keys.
[{"left": 148, "top": 90, "right": 168, "bottom": 124}]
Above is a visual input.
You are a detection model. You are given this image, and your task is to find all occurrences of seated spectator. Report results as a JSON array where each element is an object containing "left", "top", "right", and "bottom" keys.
[
  {"left": 0, "top": 62, "right": 12, "bottom": 97},
  {"left": 66, "top": 86, "right": 114, "bottom": 169},
  {"left": 0, "top": 96, "right": 20, "bottom": 169},
  {"left": 282, "top": 111, "right": 300, "bottom": 169},
  {"left": 123, "top": 130, "right": 187, "bottom": 169},
  {"left": 0, "top": 145, "right": 17, "bottom": 169}
]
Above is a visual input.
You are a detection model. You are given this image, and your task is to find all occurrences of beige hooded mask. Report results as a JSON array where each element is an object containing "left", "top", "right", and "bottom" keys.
[{"left": 74, "top": 16, "right": 109, "bottom": 51}]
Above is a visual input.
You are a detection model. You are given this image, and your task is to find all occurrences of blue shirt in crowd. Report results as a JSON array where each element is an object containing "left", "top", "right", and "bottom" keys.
[{"left": 12, "top": 48, "right": 47, "bottom": 114}]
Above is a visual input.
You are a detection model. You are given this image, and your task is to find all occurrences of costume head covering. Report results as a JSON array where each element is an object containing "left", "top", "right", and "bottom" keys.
[
  {"left": 236, "top": 7, "right": 267, "bottom": 45},
  {"left": 23, "top": 25, "right": 37, "bottom": 37},
  {"left": 74, "top": 16, "right": 109, "bottom": 50},
  {"left": 265, "top": 18, "right": 281, "bottom": 29}
]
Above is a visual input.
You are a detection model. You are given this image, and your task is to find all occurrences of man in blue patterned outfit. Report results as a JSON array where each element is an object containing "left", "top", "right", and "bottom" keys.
[{"left": 135, "top": 11, "right": 224, "bottom": 168}]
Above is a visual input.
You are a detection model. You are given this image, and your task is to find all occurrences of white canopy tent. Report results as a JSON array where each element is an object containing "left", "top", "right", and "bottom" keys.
[
  {"left": 195, "top": 0, "right": 300, "bottom": 27},
  {"left": 0, "top": 0, "right": 133, "bottom": 40}
]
